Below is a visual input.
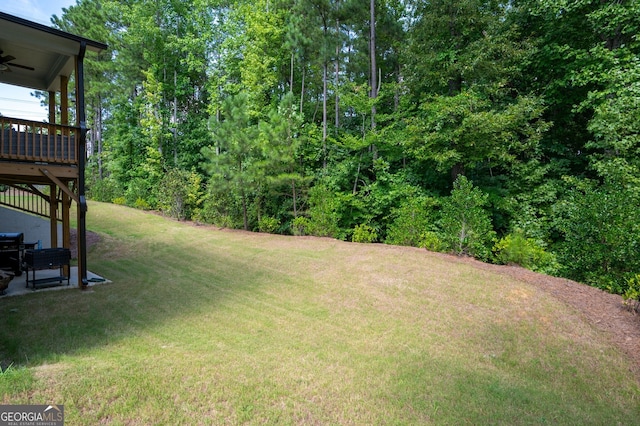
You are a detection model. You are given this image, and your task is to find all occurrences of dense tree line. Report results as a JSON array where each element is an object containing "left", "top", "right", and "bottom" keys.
[{"left": 52, "top": 0, "right": 639, "bottom": 296}]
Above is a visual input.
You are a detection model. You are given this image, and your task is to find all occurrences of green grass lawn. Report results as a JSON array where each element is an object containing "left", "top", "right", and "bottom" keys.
[{"left": 1, "top": 201, "right": 639, "bottom": 424}]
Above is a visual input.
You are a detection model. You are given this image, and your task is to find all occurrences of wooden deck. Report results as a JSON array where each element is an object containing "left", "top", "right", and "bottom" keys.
[{"left": 1, "top": 116, "right": 79, "bottom": 166}]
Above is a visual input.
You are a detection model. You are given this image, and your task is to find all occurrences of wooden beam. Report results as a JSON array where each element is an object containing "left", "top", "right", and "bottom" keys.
[
  {"left": 26, "top": 184, "right": 50, "bottom": 201},
  {"left": 39, "top": 168, "right": 79, "bottom": 204},
  {"left": 0, "top": 163, "right": 78, "bottom": 179}
]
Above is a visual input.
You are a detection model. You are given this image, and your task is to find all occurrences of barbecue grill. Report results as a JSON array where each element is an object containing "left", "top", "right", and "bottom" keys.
[{"left": 0, "top": 232, "right": 24, "bottom": 276}]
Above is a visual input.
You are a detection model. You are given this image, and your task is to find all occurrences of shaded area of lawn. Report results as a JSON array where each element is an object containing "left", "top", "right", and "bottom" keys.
[
  {"left": 1, "top": 205, "right": 276, "bottom": 366},
  {"left": 1, "top": 202, "right": 639, "bottom": 424}
]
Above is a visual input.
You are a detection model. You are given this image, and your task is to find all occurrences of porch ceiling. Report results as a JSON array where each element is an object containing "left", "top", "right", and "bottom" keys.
[{"left": 0, "top": 12, "right": 107, "bottom": 92}]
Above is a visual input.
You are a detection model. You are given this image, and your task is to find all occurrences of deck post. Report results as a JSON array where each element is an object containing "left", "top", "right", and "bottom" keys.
[
  {"left": 48, "top": 91, "right": 56, "bottom": 124},
  {"left": 62, "top": 187, "right": 71, "bottom": 277},
  {"left": 75, "top": 41, "right": 88, "bottom": 289},
  {"left": 49, "top": 183, "right": 58, "bottom": 248},
  {"left": 60, "top": 75, "right": 69, "bottom": 126}
]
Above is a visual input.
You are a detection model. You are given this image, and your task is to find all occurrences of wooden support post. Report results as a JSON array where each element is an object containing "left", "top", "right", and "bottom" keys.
[
  {"left": 49, "top": 184, "right": 58, "bottom": 248},
  {"left": 62, "top": 184, "right": 71, "bottom": 277},
  {"left": 62, "top": 186, "right": 71, "bottom": 249},
  {"left": 60, "top": 75, "right": 69, "bottom": 126},
  {"left": 48, "top": 91, "right": 56, "bottom": 124},
  {"left": 75, "top": 42, "right": 89, "bottom": 289}
]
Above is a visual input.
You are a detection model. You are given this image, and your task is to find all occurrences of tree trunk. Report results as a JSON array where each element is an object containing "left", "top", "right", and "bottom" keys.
[
  {"left": 290, "top": 52, "right": 294, "bottom": 93},
  {"left": 173, "top": 67, "right": 178, "bottom": 166},
  {"left": 323, "top": 59, "right": 328, "bottom": 169},
  {"left": 451, "top": 162, "right": 465, "bottom": 183},
  {"left": 369, "top": 0, "right": 378, "bottom": 160},
  {"left": 335, "top": 10, "right": 340, "bottom": 130},
  {"left": 370, "top": 0, "right": 377, "bottom": 125},
  {"left": 241, "top": 185, "right": 248, "bottom": 231},
  {"left": 292, "top": 179, "right": 298, "bottom": 218},
  {"left": 97, "top": 98, "right": 103, "bottom": 179},
  {"left": 448, "top": 75, "right": 462, "bottom": 96},
  {"left": 300, "top": 66, "right": 306, "bottom": 114}
]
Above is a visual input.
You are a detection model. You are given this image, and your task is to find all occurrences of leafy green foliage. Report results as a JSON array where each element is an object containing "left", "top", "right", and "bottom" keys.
[
  {"left": 258, "top": 216, "right": 281, "bottom": 234},
  {"left": 291, "top": 216, "right": 312, "bottom": 236},
  {"left": 554, "top": 180, "right": 640, "bottom": 293},
  {"left": 196, "top": 185, "right": 245, "bottom": 229},
  {"left": 418, "top": 231, "right": 444, "bottom": 252},
  {"left": 202, "top": 93, "right": 261, "bottom": 230},
  {"left": 306, "top": 183, "right": 341, "bottom": 239},
  {"left": 439, "top": 176, "right": 496, "bottom": 261},
  {"left": 87, "top": 175, "right": 120, "bottom": 203},
  {"left": 124, "top": 177, "right": 157, "bottom": 209},
  {"left": 385, "top": 196, "right": 439, "bottom": 247},
  {"left": 352, "top": 224, "right": 378, "bottom": 243},
  {"left": 133, "top": 198, "right": 151, "bottom": 211},
  {"left": 493, "top": 230, "right": 559, "bottom": 275},
  {"left": 156, "top": 168, "right": 204, "bottom": 220},
  {"left": 259, "top": 93, "right": 309, "bottom": 220},
  {"left": 586, "top": 59, "right": 640, "bottom": 186},
  {"left": 406, "top": 91, "right": 549, "bottom": 182},
  {"left": 622, "top": 274, "right": 640, "bottom": 313}
]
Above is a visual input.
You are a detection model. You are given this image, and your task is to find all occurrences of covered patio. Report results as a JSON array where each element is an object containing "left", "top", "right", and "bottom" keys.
[{"left": 0, "top": 12, "right": 107, "bottom": 289}]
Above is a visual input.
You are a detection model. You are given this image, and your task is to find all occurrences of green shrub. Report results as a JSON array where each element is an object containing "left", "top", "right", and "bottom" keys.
[
  {"left": 198, "top": 185, "right": 244, "bottom": 229},
  {"left": 555, "top": 180, "right": 640, "bottom": 293},
  {"left": 419, "top": 231, "right": 444, "bottom": 252},
  {"left": 439, "top": 176, "right": 496, "bottom": 261},
  {"left": 622, "top": 274, "right": 640, "bottom": 313},
  {"left": 385, "top": 197, "right": 439, "bottom": 247},
  {"left": 134, "top": 197, "right": 151, "bottom": 210},
  {"left": 210, "top": 214, "right": 236, "bottom": 229},
  {"left": 125, "top": 177, "right": 156, "bottom": 209},
  {"left": 292, "top": 216, "right": 311, "bottom": 236},
  {"left": 258, "top": 216, "right": 280, "bottom": 234},
  {"left": 87, "top": 177, "right": 120, "bottom": 202},
  {"left": 307, "top": 184, "right": 341, "bottom": 238},
  {"left": 352, "top": 224, "right": 378, "bottom": 243},
  {"left": 112, "top": 196, "right": 126, "bottom": 205},
  {"left": 493, "top": 230, "right": 559, "bottom": 275},
  {"left": 156, "top": 168, "right": 204, "bottom": 220}
]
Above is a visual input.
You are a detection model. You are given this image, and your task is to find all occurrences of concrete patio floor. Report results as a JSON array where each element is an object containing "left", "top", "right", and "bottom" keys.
[{"left": 1, "top": 267, "right": 109, "bottom": 297}]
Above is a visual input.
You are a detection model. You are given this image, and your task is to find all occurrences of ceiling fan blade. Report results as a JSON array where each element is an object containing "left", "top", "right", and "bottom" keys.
[
  {"left": 8, "top": 63, "right": 35, "bottom": 71},
  {"left": 0, "top": 55, "right": 16, "bottom": 63}
]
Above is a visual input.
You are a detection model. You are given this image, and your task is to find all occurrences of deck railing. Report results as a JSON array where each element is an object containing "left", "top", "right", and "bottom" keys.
[
  {"left": 0, "top": 116, "right": 79, "bottom": 165},
  {"left": 0, "top": 184, "right": 63, "bottom": 221}
]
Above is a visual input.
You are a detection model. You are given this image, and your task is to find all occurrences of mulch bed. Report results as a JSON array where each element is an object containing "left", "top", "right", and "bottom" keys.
[{"left": 68, "top": 228, "right": 101, "bottom": 259}]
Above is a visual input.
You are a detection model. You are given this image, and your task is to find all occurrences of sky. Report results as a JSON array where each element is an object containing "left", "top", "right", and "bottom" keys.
[{"left": 0, "top": 0, "right": 77, "bottom": 121}]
